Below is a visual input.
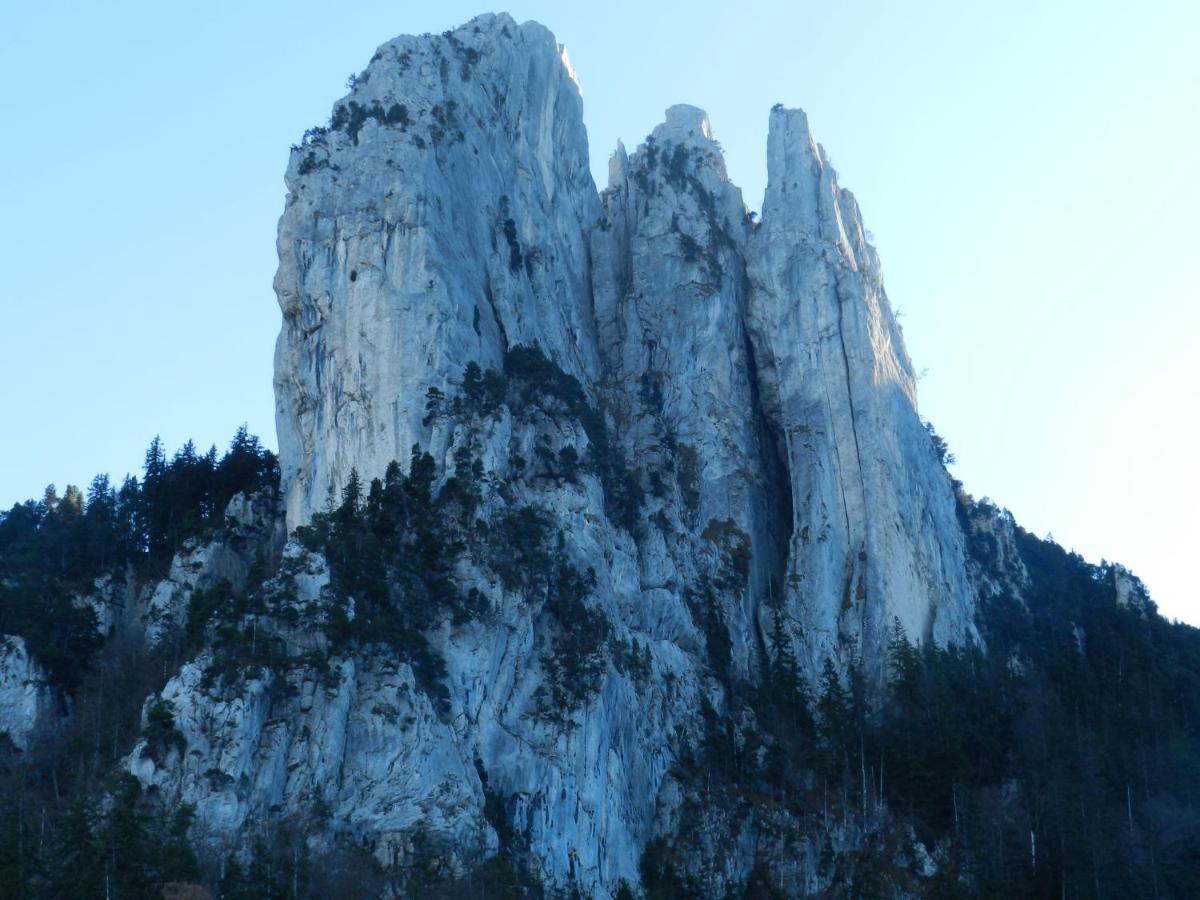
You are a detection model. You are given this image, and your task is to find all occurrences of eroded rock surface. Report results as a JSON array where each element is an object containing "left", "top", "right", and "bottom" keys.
[
  {"left": 0, "top": 635, "right": 56, "bottom": 751},
  {"left": 139, "top": 12, "right": 984, "bottom": 896}
]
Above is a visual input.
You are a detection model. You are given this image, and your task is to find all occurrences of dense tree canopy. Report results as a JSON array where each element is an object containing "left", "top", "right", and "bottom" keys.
[{"left": 0, "top": 427, "right": 278, "bottom": 690}]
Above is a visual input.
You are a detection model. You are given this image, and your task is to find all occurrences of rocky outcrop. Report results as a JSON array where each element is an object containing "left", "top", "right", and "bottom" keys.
[
  {"left": 141, "top": 490, "right": 286, "bottom": 646},
  {"left": 0, "top": 635, "right": 56, "bottom": 751},
  {"left": 130, "top": 11, "right": 988, "bottom": 896},
  {"left": 274, "top": 13, "right": 601, "bottom": 529},
  {"left": 273, "top": 13, "right": 972, "bottom": 657},
  {"left": 745, "top": 106, "right": 977, "bottom": 673}
]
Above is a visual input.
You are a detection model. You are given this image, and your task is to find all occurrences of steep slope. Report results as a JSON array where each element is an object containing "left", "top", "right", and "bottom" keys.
[
  {"left": 3, "top": 13, "right": 1198, "bottom": 900},
  {"left": 263, "top": 10, "right": 980, "bottom": 893},
  {"left": 274, "top": 15, "right": 974, "bottom": 666},
  {"left": 745, "top": 106, "right": 976, "bottom": 675},
  {"left": 274, "top": 13, "right": 601, "bottom": 529}
]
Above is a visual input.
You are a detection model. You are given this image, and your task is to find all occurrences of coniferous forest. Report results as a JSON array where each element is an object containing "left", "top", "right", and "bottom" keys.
[{"left": 0, "top": 422, "right": 1198, "bottom": 898}]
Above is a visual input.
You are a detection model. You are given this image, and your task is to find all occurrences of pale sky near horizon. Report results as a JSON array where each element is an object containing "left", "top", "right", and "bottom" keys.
[{"left": 1, "top": 2, "right": 1196, "bottom": 623}]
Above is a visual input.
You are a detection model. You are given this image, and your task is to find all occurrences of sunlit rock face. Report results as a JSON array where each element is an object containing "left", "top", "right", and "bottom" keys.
[
  {"left": 745, "top": 106, "right": 977, "bottom": 674},
  {"left": 274, "top": 13, "right": 600, "bottom": 529},
  {"left": 129, "top": 11, "right": 995, "bottom": 894},
  {"left": 273, "top": 17, "right": 970, "bottom": 658}
]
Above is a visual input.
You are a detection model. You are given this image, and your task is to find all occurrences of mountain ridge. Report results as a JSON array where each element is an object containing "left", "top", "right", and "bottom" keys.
[{"left": 0, "top": 13, "right": 1196, "bottom": 899}]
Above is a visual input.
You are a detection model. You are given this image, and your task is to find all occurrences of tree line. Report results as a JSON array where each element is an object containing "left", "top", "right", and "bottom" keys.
[{"left": 0, "top": 427, "right": 278, "bottom": 691}]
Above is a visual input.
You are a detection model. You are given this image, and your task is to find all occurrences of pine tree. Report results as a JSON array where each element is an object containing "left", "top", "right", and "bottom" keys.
[
  {"left": 48, "top": 791, "right": 106, "bottom": 898},
  {"left": 104, "top": 774, "right": 154, "bottom": 899},
  {"left": 817, "top": 657, "right": 852, "bottom": 780}
]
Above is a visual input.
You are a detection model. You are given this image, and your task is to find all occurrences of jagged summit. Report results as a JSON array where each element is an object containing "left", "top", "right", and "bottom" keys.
[
  {"left": 4, "top": 13, "right": 1195, "bottom": 900},
  {"left": 262, "top": 18, "right": 977, "bottom": 889},
  {"left": 274, "top": 11, "right": 970, "bottom": 652}
]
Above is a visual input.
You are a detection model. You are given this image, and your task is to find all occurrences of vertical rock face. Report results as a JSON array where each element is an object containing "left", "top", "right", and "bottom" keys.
[
  {"left": 745, "top": 107, "right": 976, "bottom": 671},
  {"left": 591, "top": 103, "right": 790, "bottom": 678},
  {"left": 0, "top": 635, "right": 56, "bottom": 751},
  {"left": 220, "top": 11, "right": 985, "bottom": 894},
  {"left": 274, "top": 18, "right": 971, "bottom": 658},
  {"left": 274, "top": 13, "right": 600, "bottom": 528}
]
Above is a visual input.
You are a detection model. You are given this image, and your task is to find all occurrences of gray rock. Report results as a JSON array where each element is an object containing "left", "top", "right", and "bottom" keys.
[
  {"left": 138, "top": 13, "right": 987, "bottom": 896},
  {"left": 745, "top": 105, "right": 978, "bottom": 674},
  {"left": 274, "top": 13, "right": 601, "bottom": 529},
  {"left": 0, "top": 635, "right": 56, "bottom": 751}
]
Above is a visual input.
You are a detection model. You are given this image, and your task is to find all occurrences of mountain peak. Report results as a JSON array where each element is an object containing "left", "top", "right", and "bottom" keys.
[{"left": 655, "top": 103, "right": 715, "bottom": 144}]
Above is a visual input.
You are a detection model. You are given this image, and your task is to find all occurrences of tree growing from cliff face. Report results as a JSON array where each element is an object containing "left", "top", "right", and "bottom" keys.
[{"left": 923, "top": 420, "right": 956, "bottom": 467}]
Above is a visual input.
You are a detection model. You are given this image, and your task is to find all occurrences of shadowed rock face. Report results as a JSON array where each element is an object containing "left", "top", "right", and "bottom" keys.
[{"left": 129, "top": 11, "right": 992, "bottom": 894}]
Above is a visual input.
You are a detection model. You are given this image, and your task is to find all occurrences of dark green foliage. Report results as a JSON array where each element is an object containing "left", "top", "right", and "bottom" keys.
[
  {"left": 185, "top": 578, "right": 238, "bottom": 650},
  {"left": 221, "top": 837, "right": 291, "bottom": 900},
  {"left": 1, "top": 357, "right": 1195, "bottom": 900},
  {"left": 923, "top": 420, "right": 956, "bottom": 467},
  {"left": 678, "top": 231, "right": 703, "bottom": 264},
  {"left": 676, "top": 442, "right": 701, "bottom": 517},
  {"left": 756, "top": 585, "right": 816, "bottom": 790},
  {"left": 422, "top": 345, "right": 645, "bottom": 535},
  {"left": 296, "top": 446, "right": 490, "bottom": 712},
  {"left": 637, "top": 370, "right": 665, "bottom": 415},
  {"left": 815, "top": 657, "right": 856, "bottom": 778},
  {"left": 0, "top": 772, "right": 200, "bottom": 899},
  {"left": 503, "top": 217, "right": 522, "bottom": 273},
  {"left": 676, "top": 522, "right": 748, "bottom": 699},
  {"left": 653, "top": 142, "right": 732, "bottom": 276},
  {"left": 611, "top": 635, "right": 653, "bottom": 683},
  {"left": 455, "top": 360, "right": 507, "bottom": 417},
  {"left": 202, "top": 619, "right": 293, "bottom": 697},
  {"left": 667, "top": 490, "right": 1200, "bottom": 898},
  {"left": 878, "top": 625, "right": 1015, "bottom": 832},
  {"left": 214, "top": 824, "right": 327, "bottom": 900},
  {"left": 640, "top": 836, "right": 699, "bottom": 899},
  {"left": 665, "top": 144, "right": 691, "bottom": 189},
  {"left": 535, "top": 554, "right": 609, "bottom": 721},
  {"left": 742, "top": 860, "right": 787, "bottom": 899},
  {"left": 488, "top": 504, "right": 553, "bottom": 593},
  {"left": 47, "top": 790, "right": 106, "bottom": 897},
  {"left": 297, "top": 151, "right": 329, "bottom": 176},
  {"left": 398, "top": 850, "right": 541, "bottom": 899},
  {"left": 329, "top": 99, "right": 410, "bottom": 143},
  {"left": 687, "top": 580, "right": 734, "bottom": 682},
  {"left": 428, "top": 100, "right": 464, "bottom": 144},
  {"left": 0, "top": 427, "right": 277, "bottom": 692},
  {"left": 142, "top": 696, "right": 185, "bottom": 763},
  {"left": 857, "top": 513, "right": 1200, "bottom": 897},
  {"left": 0, "top": 579, "right": 100, "bottom": 694},
  {"left": 503, "top": 345, "right": 643, "bottom": 534}
]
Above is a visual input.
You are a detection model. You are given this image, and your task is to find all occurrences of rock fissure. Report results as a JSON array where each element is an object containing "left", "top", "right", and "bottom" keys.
[{"left": 834, "top": 279, "right": 867, "bottom": 498}]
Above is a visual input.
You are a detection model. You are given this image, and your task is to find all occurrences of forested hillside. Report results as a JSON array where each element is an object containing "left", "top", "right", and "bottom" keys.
[{"left": 1, "top": 419, "right": 1197, "bottom": 898}]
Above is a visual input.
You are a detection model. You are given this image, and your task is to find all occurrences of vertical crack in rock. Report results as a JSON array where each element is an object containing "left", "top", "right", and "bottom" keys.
[
  {"left": 834, "top": 275, "right": 866, "bottom": 503},
  {"left": 483, "top": 277, "right": 509, "bottom": 352},
  {"left": 741, "top": 326, "right": 794, "bottom": 599}
]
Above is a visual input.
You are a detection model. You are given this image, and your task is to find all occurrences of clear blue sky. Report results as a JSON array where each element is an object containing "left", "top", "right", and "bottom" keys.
[{"left": 2, "top": 2, "right": 1196, "bottom": 622}]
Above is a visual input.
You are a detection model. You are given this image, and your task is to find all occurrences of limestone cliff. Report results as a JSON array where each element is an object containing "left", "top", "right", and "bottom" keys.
[
  {"left": 274, "top": 14, "right": 972, "bottom": 663},
  {"left": 0, "top": 636, "right": 55, "bottom": 751},
  {"left": 139, "top": 12, "right": 982, "bottom": 896}
]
